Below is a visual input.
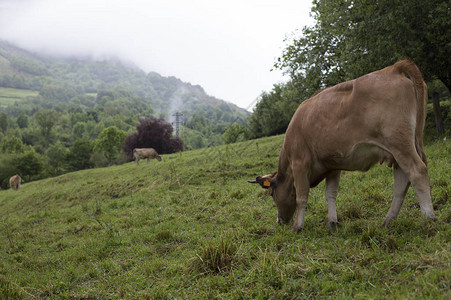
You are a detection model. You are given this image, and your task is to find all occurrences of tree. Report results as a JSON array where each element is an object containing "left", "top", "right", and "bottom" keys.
[
  {"left": 180, "top": 128, "right": 207, "bottom": 150},
  {"left": 248, "top": 83, "right": 303, "bottom": 138},
  {"left": 0, "top": 112, "right": 8, "bottom": 133},
  {"left": 122, "top": 118, "right": 183, "bottom": 159},
  {"left": 45, "top": 142, "right": 70, "bottom": 176},
  {"left": 17, "top": 111, "right": 29, "bottom": 129},
  {"left": 277, "top": 0, "right": 450, "bottom": 134},
  {"left": 183, "top": 113, "right": 225, "bottom": 148},
  {"left": 14, "top": 149, "right": 45, "bottom": 181},
  {"left": 35, "top": 109, "right": 58, "bottom": 141},
  {"left": 0, "top": 135, "right": 26, "bottom": 154},
  {"left": 72, "top": 122, "right": 86, "bottom": 140},
  {"left": 223, "top": 123, "right": 247, "bottom": 144},
  {"left": 67, "top": 138, "right": 94, "bottom": 171},
  {"left": 185, "top": 114, "right": 212, "bottom": 136},
  {"left": 39, "top": 85, "right": 77, "bottom": 102},
  {"left": 278, "top": 0, "right": 450, "bottom": 88},
  {"left": 94, "top": 126, "right": 127, "bottom": 164}
]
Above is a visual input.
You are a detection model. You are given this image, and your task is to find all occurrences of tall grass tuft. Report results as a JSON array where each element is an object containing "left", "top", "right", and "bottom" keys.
[{"left": 191, "top": 235, "right": 241, "bottom": 274}]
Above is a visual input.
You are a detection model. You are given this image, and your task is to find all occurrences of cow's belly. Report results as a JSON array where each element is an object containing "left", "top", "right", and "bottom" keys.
[{"left": 323, "top": 143, "right": 393, "bottom": 172}]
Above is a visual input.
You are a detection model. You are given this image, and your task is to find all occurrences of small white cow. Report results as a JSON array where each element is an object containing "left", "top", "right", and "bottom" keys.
[
  {"left": 9, "top": 174, "right": 21, "bottom": 191},
  {"left": 133, "top": 148, "right": 162, "bottom": 166}
]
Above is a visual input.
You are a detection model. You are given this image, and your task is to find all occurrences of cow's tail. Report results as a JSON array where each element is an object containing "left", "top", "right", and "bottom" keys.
[{"left": 394, "top": 59, "right": 428, "bottom": 165}]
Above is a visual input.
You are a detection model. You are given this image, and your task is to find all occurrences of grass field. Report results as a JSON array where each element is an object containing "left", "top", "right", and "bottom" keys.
[
  {"left": 0, "top": 135, "right": 450, "bottom": 298},
  {"left": 0, "top": 87, "right": 39, "bottom": 107}
]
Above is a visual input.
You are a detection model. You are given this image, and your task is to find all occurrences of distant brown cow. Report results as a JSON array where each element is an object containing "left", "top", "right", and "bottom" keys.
[
  {"left": 9, "top": 174, "right": 21, "bottom": 191},
  {"left": 249, "top": 60, "right": 436, "bottom": 232},
  {"left": 133, "top": 148, "right": 162, "bottom": 166}
]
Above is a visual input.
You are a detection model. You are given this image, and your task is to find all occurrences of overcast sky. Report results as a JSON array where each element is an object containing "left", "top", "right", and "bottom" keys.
[{"left": 0, "top": 0, "right": 313, "bottom": 110}]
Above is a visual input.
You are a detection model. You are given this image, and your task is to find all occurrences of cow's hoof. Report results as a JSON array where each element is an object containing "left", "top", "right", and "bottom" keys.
[
  {"left": 327, "top": 221, "right": 338, "bottom": 231},
  {"left": 421, "top": 210, "right": 437, "bottom": 221},
  {"left": 381, "top": 220, "right": 391, "bottom": 228},
  {"left": 292, "top": 225, "right": 304, "bottom": 233}
]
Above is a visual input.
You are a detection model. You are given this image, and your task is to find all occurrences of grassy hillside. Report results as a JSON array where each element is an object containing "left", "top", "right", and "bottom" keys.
[
  {"left": 0, "top": 135, "right": 450, "bottom": 298},
  {"left": 0, "top": 87, "right": 38, "bottom": 108}
]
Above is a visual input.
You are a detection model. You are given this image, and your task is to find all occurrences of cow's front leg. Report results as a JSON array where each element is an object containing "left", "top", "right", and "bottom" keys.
[
  {"left": 325, "top": 171, "right": 341, "bottom": 230},
  {"left": 292, "top": 172, "right": 310, "bottom": 232}
]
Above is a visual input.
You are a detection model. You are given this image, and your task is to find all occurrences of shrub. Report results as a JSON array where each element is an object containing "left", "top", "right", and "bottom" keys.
[{"left": 122, "top": 117, "right": 183, "bottom": 159}]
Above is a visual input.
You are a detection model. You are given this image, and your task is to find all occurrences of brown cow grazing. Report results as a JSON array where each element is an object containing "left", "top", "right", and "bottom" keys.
[
  {"left": 249, "top": 60, "right": 436, "bottom": 232},
  {"left": 133, "top": 148, "right": 162, "bottom": 166},
  {"left": 9, "top": 174, "right": 21, "bottom": 191}
]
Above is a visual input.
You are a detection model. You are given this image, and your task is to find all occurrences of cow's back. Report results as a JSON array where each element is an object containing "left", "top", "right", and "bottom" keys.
[
  {"left": 133, "top": 148, "right": 160, "bottom": 159},
  {"left": 283, "top": 60, "right": 426, "bottom": 184},
  {"left": 286, "top": 62, "right": 421, "bottom": 153}
]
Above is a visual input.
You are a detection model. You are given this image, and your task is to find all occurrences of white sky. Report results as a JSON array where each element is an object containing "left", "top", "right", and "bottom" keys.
[{"left": 0, "top": 0, "right": 313, "bottom": 110}]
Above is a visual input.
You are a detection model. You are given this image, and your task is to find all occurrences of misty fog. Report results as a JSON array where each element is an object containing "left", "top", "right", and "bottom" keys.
[{"left": 0, "top": 0, "right": 313, "bottom": 109}]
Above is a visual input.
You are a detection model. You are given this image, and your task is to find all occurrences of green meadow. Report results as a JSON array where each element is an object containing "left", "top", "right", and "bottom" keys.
[
  {"left": 0, "top": 87, "right": 39, "bottom": 107},
  {"left": 0, "top": 135, "right": 450, "bottom": 299}
]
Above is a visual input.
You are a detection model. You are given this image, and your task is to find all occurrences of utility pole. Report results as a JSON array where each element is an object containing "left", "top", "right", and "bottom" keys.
[{"left": 172, "top": 112, "right": 184, "bottom": 138}]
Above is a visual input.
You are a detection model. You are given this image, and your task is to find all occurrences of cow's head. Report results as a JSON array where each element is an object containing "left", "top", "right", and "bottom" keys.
[
  {"left": 248, "top": 171, "right": 296, "bottom": 225},
  {"left": 156, "top": 155, "right": 162, "bottom": 161}
]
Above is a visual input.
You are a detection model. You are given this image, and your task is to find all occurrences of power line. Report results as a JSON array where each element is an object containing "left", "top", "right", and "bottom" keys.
[{"left": 172, "top": 112, "right": 184, "bottom": 138}]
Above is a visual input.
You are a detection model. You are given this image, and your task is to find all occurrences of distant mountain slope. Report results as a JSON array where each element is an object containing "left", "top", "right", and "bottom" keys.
[{"left": 0, "top": 40, "right": 248, "bottom": 122}]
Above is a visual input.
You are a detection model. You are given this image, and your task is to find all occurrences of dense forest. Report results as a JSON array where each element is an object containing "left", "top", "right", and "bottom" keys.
[{"left": 0, "top": 41, "right": 248, "bottom": 187}]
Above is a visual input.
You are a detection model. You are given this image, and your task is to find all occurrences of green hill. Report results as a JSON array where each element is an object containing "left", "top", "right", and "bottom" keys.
[
  {"left": 0, "top": 40, "right": 248, "bottom": 123},
  {"left": 0, "top": 135, "right": 449, "bottom": 298},
  {"left": 0, "top": 87, "right": 38, "bottom": 108}
]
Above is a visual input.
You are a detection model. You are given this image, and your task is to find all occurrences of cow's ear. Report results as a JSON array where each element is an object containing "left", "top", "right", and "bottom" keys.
[{"left": 248, "top": 172, "right": 277, "bottom": 189}]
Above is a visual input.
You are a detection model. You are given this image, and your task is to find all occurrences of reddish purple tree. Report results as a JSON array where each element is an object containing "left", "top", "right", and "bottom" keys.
[{"left": 123, "top": 118, "right": 184, "bottom": 159}]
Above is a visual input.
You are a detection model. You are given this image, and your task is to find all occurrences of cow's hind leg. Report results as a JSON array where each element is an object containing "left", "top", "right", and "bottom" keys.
[
  {"left": 382, "top": 163, "right": 410, "bottom": 227},
  {"left": 325, "top": 171, "right": 340, "bottom": 230},
  {"left": 391, "top": 147, "right": 436, "bottom": 221}
]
